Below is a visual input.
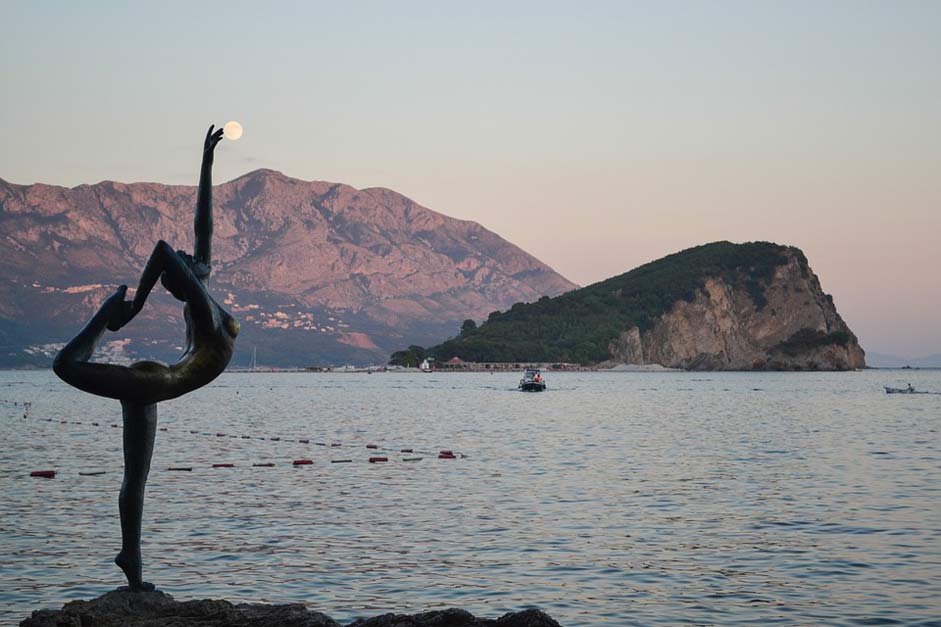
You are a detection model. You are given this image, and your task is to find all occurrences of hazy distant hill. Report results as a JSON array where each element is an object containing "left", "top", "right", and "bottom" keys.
[
  {"left": 866, "top": 352, "right": 941, "bottom": 368},
  {"left": 0, "top": 170, "right": 575, "bottom": 367},
  {"left": 407, "top": 241, "right": 865, "bottom": 371}
]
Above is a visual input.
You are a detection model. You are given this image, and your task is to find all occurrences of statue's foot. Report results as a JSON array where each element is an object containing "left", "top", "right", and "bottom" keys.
[
  {"left": 117, "top": 581, "right": 156, "bottom": 592},
  {"left": 105, "top": 285, "right": 130, "bottom": 332},
  {"left": 116, "top": 581, "right": 157, "bottom": 592},
  {"left": 115, "top": 549, "right": 151, "bottom": 591}
]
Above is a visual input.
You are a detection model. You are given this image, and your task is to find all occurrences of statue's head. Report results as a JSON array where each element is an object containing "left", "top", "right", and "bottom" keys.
[{"left": 161, "top": 250, "right": 210, "bottom": 300}]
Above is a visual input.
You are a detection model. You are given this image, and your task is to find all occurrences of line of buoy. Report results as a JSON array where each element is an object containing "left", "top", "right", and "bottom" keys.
[{"left": 9, "top": 405, "right": 467, "bottom": 463}]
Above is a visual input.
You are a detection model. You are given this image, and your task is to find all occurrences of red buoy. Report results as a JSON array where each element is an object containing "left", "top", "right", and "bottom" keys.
[
  {"left": 438, "top": 452, "right": 456, "bottom": 459},
  {"left": 212, "top": 463, "right": 234, "bottom": 468},
  {"left": 293, "top": 459, "right": 313, "bottom": 465},
  {"left": 270, "top": 437, "right": 280, "bottom": 441},
  {"left": 369, "top": 457, "right": 388, "bottom": 463},
  {"left": 439, "top": 450, "right": 453, "bottom": 455},
  {"left": 30, "top": 470, "right": 56, "bottom": 478},
  {"left": 366, "top": 444, "right": 378, "bottom": 449},
  {"left": 216, "top": 432, "right": 225, "bottom": 437}
]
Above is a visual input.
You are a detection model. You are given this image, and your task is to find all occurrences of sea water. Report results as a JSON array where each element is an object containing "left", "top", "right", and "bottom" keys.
[{"left": 0, "top": 370, "right": 938, "bottom": 626}]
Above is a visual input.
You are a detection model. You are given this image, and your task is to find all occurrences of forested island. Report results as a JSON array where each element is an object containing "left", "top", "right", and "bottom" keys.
[{"left": 391, "top": 241, "right": 865, "bottom": 371}]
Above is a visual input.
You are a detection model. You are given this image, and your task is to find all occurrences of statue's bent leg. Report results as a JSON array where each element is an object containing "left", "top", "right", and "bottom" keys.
[
  {"left": 115, "top": 401, "right": 157, "bottom": 591},
  {"left": 52, "top": 286, "right": 141, "bottom": 401},
  {"left": 53, "top": 286, "right": 126, "bottom": 372}
]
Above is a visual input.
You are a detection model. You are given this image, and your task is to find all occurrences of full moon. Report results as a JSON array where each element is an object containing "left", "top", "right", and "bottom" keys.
[{"left": 223, "top": 121, "right": 243, "bottom": 141}]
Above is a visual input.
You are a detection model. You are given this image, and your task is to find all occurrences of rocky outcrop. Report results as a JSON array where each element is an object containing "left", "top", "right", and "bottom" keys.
[
  {"left": 0, "top": 171, "right": 575, "bottom": 366},
  {"left": 20, "top": 589, "right": 561, "bottom": 627},
  {"left": 607, "top": 249, "right": 865, "bottom": 370}
]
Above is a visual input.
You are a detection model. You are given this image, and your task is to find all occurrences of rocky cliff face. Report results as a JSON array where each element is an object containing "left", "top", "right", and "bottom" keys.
[
  {"left": 608, "top": 249, "right": 865, "bottom": 370},
  {"left": 0, "top": 170, "right": 575, "bottom": 367}
]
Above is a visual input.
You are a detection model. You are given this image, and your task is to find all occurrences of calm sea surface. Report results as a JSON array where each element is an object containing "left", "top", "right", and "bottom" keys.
[{"left": 1, "top": 370, "right": 939, "bottom": 626}]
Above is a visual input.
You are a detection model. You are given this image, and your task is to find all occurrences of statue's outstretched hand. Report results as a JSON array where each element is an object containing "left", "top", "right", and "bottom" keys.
[{"left": 203, "top": 125, "right": 224, "bottom": 156}]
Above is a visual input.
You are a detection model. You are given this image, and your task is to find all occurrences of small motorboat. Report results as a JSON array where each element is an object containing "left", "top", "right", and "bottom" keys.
[
  {"left": 519, "top": 367, "right": 547, "bottom": 392},
  {"left": 884, "top": 385, "right": 932, "bottom": 394}
]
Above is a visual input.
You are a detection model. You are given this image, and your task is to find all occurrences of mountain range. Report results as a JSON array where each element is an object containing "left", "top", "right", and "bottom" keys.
[{"left": 0, "top": 170, "right": 575, "bottom": 367}]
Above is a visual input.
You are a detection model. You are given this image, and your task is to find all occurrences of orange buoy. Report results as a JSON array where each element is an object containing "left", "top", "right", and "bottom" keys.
[
  {"left": 369, "top": 457, "right": 388, "bottom": 463},
  {"left": 216, "top": 432, "right": 225, "bottom": 437},
  {"left": 293, "top": 459, "right": 313, "bottom": 466},
  {"left": 30, "top": 470, "right": 56, "bottom": 478},
  {"left": 212, "top": 463, "right": 234, "bottom": 468}
]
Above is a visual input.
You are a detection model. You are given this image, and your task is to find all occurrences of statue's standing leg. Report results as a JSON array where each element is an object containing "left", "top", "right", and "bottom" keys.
[{"left": 115, "top": 401, "right": 157, "bottom": 591}]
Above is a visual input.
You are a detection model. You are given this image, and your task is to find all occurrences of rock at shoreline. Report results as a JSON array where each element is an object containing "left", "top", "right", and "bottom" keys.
[{"left": 20, "top": 589, "right": 562, "bottom": 627}]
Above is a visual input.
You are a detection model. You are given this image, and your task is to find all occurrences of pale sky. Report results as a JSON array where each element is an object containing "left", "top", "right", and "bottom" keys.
[{"left": 2, "top": 1, "right": 939, "bottom": 357}]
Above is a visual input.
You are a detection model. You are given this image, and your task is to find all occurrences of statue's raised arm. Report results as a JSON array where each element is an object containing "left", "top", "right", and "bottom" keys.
[{"left": 194, "top": 125, "right": 224, "bottom": 275}]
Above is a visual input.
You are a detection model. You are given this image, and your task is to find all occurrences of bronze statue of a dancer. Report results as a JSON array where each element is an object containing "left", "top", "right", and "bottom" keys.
[{"left": 53, "top": 125, "right": 239, "bottom": 591}]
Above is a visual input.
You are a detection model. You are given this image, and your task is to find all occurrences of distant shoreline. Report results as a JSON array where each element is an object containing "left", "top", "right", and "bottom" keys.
[{"left": 5, "top": 366, "right": 938, "bottom": 373}]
